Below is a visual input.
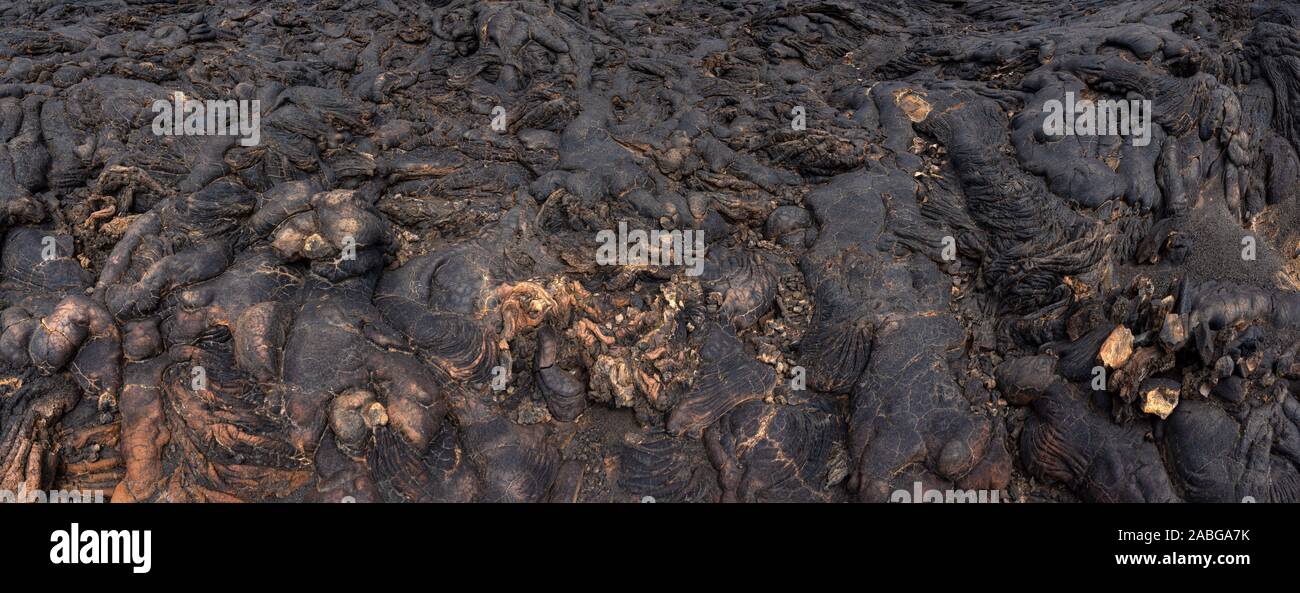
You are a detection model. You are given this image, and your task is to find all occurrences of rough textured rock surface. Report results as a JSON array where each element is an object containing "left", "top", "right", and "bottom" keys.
[{"left": 1, "top": 0, "right": 1299, "bottom": 503}]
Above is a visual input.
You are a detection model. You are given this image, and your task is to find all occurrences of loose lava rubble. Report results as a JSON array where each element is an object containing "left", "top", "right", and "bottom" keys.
[{"left": 1, "top": 0, "right": 1299, "bottom": 503}]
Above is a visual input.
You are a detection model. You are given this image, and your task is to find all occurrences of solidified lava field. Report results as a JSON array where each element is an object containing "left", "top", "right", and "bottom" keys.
[{"left": 1, "top": 0, "right": 1299, "bottom": 503}]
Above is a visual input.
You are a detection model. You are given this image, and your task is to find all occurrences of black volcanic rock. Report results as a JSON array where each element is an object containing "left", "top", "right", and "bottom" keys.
[{"left": 0, "top": 0, "right": 1298, "bottom": 503}]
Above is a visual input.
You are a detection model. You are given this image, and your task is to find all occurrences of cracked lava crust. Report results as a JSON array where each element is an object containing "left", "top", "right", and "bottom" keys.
[{"left": 1, "top": 0, "right": 1299, "bottom": 503}]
